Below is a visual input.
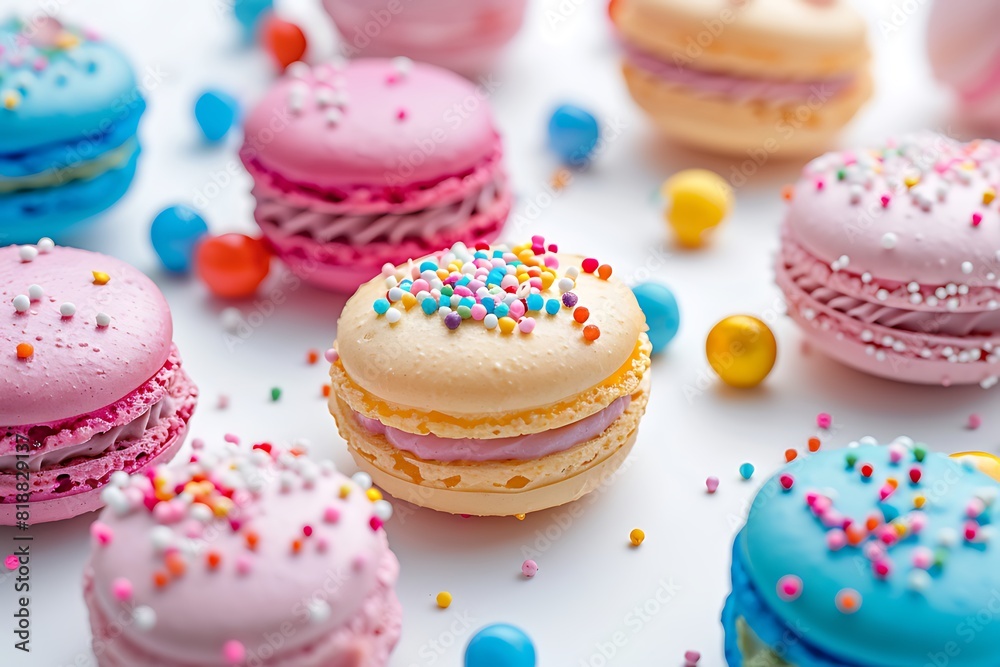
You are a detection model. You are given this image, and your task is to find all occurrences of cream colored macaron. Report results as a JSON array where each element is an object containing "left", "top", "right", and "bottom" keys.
[
  {"left": 329, "top": 239, "right": 652, "bottom": 517},
  {"left": 612, "top": 0, "right": 872, "bottom": 156}
]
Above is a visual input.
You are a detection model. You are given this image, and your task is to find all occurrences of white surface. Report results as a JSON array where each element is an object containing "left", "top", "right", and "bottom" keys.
[{"left": 3, "top": 1, "right": 994, "bottom": 666}]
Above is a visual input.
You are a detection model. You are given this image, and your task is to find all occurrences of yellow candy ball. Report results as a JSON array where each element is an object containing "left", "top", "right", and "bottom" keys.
[
  {"left": 662, "top": 169, "right": 733, "bottom": 248},
  {"left": 629, "top": 528, "right": 645, "bottom": 546},
  {"left": 706, "top": 315, "right": 777, "bottom": 388},
  {"left": 436, "top": 591, "right": 453, "bottom": 609},
  {"left": 498, "top": 316, "right": 517, "bottom": 334},
  {"left": 950, "top": 451, "right": 1000, "bottom": 483}
]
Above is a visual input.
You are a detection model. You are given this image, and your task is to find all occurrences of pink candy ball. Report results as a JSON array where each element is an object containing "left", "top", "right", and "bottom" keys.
[
  {"left": 111, "top": 578, "right": 133, "bottom": 601},
  {"left": 522, "top": 559, "right": 538, "bottom": 578}
]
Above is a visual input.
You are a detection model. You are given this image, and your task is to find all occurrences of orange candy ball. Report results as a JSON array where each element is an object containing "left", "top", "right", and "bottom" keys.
[
  {"left": 16, "top": 342, "right": 33, "bottom": 359},
  {"left": 195, "top": 234, "right": 271, "bottom": 298},
  {"left": 583, "top": 324, "right": 601, "bottom": 341},
  {"left": 784, "top": 449, "right": 798, "bottom": 463},
  {"left": 597, "top": 264, "right": 613, "bottom": 280},
  {"left": 261, "top": 16, "right": 307, "bottom": 71},
  {"left": 808, "top": 437, "right": 821, "bottom": 452},
  {"left": 573, "top": 307, "right": 590, "bottom": 323}
]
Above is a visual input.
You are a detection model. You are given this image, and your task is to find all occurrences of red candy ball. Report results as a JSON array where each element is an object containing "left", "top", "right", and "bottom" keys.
[
  {"left": 261, "top": 16, "right": 307, "bottom": 71},
  {"left": 581, "top": 258, "right": 599, "bottom": 273},
  {"left": 195, "top": 234, "right": 271, "bottom": 298}
]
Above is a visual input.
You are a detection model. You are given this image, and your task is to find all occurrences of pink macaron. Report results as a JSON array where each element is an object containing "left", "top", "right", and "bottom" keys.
[
  {"left": 240, "top": 58, "right": 510, "bottom": 292},
  {"left": 83, "top": 441, "right": 401, "bottom": 667},
  {"left": 323, "top": 0, "right": 527, "bottom": 74},
  {"left": 1, "top": 240, "right": 197, "bottom": 524},
  {"left": 777, "top": 133, "right": 1000, "bottom": 387},
  {"left": 927, "top": 0, "right": 1000, "bottom": 134}
]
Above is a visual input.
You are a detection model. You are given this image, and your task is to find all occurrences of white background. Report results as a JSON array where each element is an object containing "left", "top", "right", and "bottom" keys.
[{"left": 3, "top": 1, "right": 994, "bottom": 666}]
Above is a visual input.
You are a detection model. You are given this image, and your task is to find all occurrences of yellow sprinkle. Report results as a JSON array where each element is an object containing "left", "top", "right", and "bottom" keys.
[
  {"left": 517, "top": 273, "right": 530, "bottom": 283},
  {"left": 436, "top": 591, "right": 452, "bottom": 609},
  {"left": 540, "top": 273, "right": 555, "bottom": 290},
  {"left": 401, "top": 292, "right": 417, "bottom": 310},
  {"left": 903, "top": 174, "right": 920, "bottom": 189},
  {"left": 514, "top": 514, "right": 526, "bottom": 521},
  {"left": 92, "top": 271, "right": 111, "bottom": 285},
  {"left": 985, "top": 189, "right": 996, "bottom": 205},
  {"left": 630, "top": 528, "right": 645, "bottom": 547},
  {"left": 435, "top": 269, "right": 449, "bottom": 280},
  {"left": 339, "top": 484, "right": 351, "bottom": 499},
  {"left": 213, "top": 497, "right": 234, "bottom": 517},
  {"left": 55, "top": 32, "right": 81, "bottom": 49},
  {"left": 498, "top": 316, "right": 517, "bottom": 334},
  {"left": 154, "top": 489, "right": 174, "bottom": 502},
  {"left": 894, "top": 522, "right": 908, "bottom": 537},
  {"left": 511, "top": 243, "right": 530, "bottom": 254},
  {"left": 2, "top": 91, "right": 21, "bottom": 110},
  {"left": 366, "top": 488, "right": 383, "bottom": 502},
  {"left": 914, "top": 495, "right": 926, "bottom": 509}
]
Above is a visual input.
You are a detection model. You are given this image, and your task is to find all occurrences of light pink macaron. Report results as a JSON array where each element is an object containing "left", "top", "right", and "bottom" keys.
[
  {"left": 240, "top": 58, "right": 510, "bottom": 292},
  {"left": 323, "top": 0, "right": 527, "bottom": 74},
  {"left": 928, "top": 0, "right": 1000, "bottom": 133},
  {"left": 777, "top": 133, "right": 1000, "bottom": 387},
  {"left": 1, "top": 241, "right": 197, "bottom": 524},
  {"left": 84, "top": 442, "right": 401, "bottom": 667}
]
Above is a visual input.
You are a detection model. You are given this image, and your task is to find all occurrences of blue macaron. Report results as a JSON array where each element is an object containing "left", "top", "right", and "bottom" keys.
[
  {"left": 0, "top": 17, "right": 146, "bottom": 244},
  {"left": 723, "top": 439, "right": 1000, "bottom": 666}
]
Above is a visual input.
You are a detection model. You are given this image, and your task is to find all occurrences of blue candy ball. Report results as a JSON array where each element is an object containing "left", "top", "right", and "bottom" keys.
[
  {"left": 465, "top": 624, "right": 536, "bottom": 667},
  {"left": 195, "top": 90, "right": 240, "bottom": 143},
  {"left": 233, "top": 0, "right": 273, "bottom": 33},
  {"left": 150, "top": 205, "right": 209, "bottom": 273},
  {"left": 632, "top": 282, "right": 680, "bottom": 354},
  {"left": 547, "top": 104, "right": 600, "bottom": 166}
]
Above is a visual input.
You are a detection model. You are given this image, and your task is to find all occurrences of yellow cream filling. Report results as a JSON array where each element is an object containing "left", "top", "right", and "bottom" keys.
[{"left": 0, "top": 139, "right": 137, "bottom": 194}]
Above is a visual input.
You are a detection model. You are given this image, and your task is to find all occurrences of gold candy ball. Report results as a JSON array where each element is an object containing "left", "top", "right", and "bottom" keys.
[
  {"left": 950, "top": 451, "right": 1000, "bottom": 483},
  {"left": 662, "top": 169, "right": 733, "bottom": 248},
  {"left": 706, "top": 315, "right": 777, "bottom": 388}
]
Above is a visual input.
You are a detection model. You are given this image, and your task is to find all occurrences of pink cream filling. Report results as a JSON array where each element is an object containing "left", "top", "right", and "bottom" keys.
[
  {"left": 622, "top": 41, "right": 855, "bottom": 102},
  {"left": 354, "top": 396, "right": 630, "bottom": 462}
]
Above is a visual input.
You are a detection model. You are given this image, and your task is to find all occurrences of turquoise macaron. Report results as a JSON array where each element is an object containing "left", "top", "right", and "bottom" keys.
[
  {"left": 723, "top": 439, "right": 1000, "bottom": 666},
  {"left": 0, "top": 17, "right": 145, "bottom": 244}
]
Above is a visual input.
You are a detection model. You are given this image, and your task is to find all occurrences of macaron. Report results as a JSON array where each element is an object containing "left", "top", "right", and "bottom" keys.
[
  {"left": 776, "top": 133, "right": 1000, "bottom": 387},
  {"left": 723, "top": 437, "right": 1000, "bottom": 666},
  {"left": 1, "top": 241, "right": 197, "bottom": 524},
  {"left": 0, "top": 18, "right": 146, "bottom": 245},
  {"left": 84, "top": 441, "right": 401, "bottom": 666},
  {"left": 328, "top": 238, "right": 652, "bottom": 517},
  {"left": 240, "top": 58, "right": 511, "bottom": 292},
  {"left": 323, "top": 0, "right": 528, "bottom": 74},
  {"left": 927, "top": 0, "right": 1000, "bottom": 133},
  {"left": 611, "top": 0, "right": 872, "bottom": 155}
]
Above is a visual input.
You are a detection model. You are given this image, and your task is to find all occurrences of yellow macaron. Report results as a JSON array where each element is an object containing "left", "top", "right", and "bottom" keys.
[{"left": 329, "top": 239, "right": 652, "bottom": 516}]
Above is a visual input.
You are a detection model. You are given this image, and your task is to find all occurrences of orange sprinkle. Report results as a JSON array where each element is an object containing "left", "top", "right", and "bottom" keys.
[
  {"left": 207, "top": 551, "right": 222, "bottom": 570},
  {"left": 807, "top": 437, "right": 821, "bottom": 452},
  {"left": 291, "top": 539, "right": 303, "bottom": 554},
  {"left": 245, "top": 531, "right": 259, "bottom": 551},
  {"left": 865, "top": 516, "right": 880, "bottom": 531},
  {"left": 322, "top": 385, "right": 331, "bottom": 398},
  {"left": 165, "top": 553, "right": 186, "bottom": 577},
  {"left": 514, "top": 514, "right": 526, "bottom": 521},
  {"left": 887, "top": 478, "right": 899, "bottom": 489},
  {"left": 784, "top": 449, "right": 798, "bottom": 463},
  {"left": 781, "top": 185, "right": 795, "bottom": 201},
  {"left": 573, "top": 307, "right": 590, "bottom": 324},
  {"left": 583, "top": 325, "right": 601, "bottom": 342},
  {"left": 92, "top": 271, "right": 110, "bottom": 285},
  {"left": 597, "top": 264, "right": 613, "bottom": 280},
  {"left": 846, "top": 524, "right": 866, "bottom": 546},
  {"left": 16, "top": 343, "right": 33, "bottom": 359},
  {"left": 153, "top": 571, "right": 169, "bottom": 588},
  {"left": 307, "top": 349, "right": 319, "bottom": 365}
]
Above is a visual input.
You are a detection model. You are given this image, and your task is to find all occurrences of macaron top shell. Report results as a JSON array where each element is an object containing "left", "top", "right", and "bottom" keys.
[
  {"left": 336, "top": 244, "right": 647, "bottom": 416},
  {"left": 241, "top": 58, "right": 500, "bottom": 191},
  {"left": 0, "top": 244, "right": 172, "bottom": 426},
  {"left": 786, "top": 134, "right": 1000, "bottom": 288},
  {"left": 927, "top": 0, "right": 1000, "bottom": 100},
  {"left": 0, "top": 17, "right": 142, "bottom": 154},
  {"left": 614, "top": 0, "right": 868, "bottom": 78},
  {"left": 741, "top": 441, "right": 1000, "bottom": 667},
  {"left": 87, "top": 445, "right": 392, "bottom": 665}
]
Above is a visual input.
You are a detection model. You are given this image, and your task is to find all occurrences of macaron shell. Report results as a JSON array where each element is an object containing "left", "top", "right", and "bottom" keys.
[
  {"left": 0, "top": 19, "right": 143, "bottom": 153},
  {"left": 0, "top": 245, "right": 173, "bottom": 426},
  {"left": 742, "top": 444, "right": 1000, "bottom": 666},
  {"left": 335, "top": 253, "right": 647, "bottom": 417},
  {"left": 927, "top": 0, "right": 1000, "bottom": 98},
  {"left": 242, "top": 59, "right": 500, "bottom": 190},
  {"left": 614, "top": 0, "right": 869, "bottom": 79}
]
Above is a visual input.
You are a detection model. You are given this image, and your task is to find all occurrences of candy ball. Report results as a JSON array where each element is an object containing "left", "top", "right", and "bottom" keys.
[
  {"left": 547, "top": 104, "right": 600, "bottom": 166},
  {"left": 632, "top": 282, "right": 680, "bottom": 354},
  {"left": 195, "top": 90, "right": 240, "bottom": 143},
  {"left": 233, "top": 0, "right": 273, "bottom": 34},
  {"left": 195, "top": 234, "right": 271, "bottom": 298},
  {"left": 706, "top": 315, "right": 777, "bottom": 388},
  {"left": 465, "top": 624, "right": 537, "bottom": 667},
  {"left": 261, "top": 16, "right": 307, "bottom": 71},
  {"left": 150, "top": 205, "right": 209, "bottom": 273},
  {"left": 662, "top": 169, "right": 733, "bottom": 248},
  {"left": 950, "top": 451, "right": 1000, "bottom": 483}
]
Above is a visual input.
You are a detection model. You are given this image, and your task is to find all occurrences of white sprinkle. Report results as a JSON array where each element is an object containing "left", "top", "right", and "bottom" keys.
[
  {"left": 96, "top": 312, "right": 111, "bottom": 328},
  {"left": 861, "top": 272, "right": 872, "bottom": 284},
  {"left": 307, "top": 600, "right": 331, "bottom": 623},
  {"left": 484, "top": 313, "right": 498, "bottom": 329},
  {"left": 12, "top": 295, "right": 30, "bottom": 313},
  {"left": 907, "top": 281, "right": 920, "bottom": 293},
  {"left": 946, "top": 283, "right": 958, "bottom": 295},
  {"left": 384, "top": 275, "right": 399, "bottom": 289},
  {"left": 393, "top": 56, "right": 413, "bottom": 75},
  {"left": 27, "top": 284, "right": 43, "bottom": 301},
  {"left": 910, "top": 293, "right": 922, "bottom": 304},
  {"left": 803, "top": 308, "right": 816, "bottom": 321},
  {"left": 882, "top": 335, "right": 895, "bottom": 346},
  {"left": 325, "top": 108, "right": 343, "bottom": 127},
  {"left": 860, "top": 330, "right": 874, "bottom": 342},
  {"left": 18, "top": 246, "right": 38, "bottom": 262},
  {"left": 908, "top": 570, "right": 931, "bottom": 592},
  {"left": 373, "top": 499, "right": 393, "bottom": 521},
  {"left": 947, "top": 298, "right": 960, "bottom": 310},
  {"left": 387, "top": 287, "right": 404, "bottom": 302},
  {"left": 315, "top": 87, "right": 334, "bottom": 108},
  {"left": 935, "top": 287, "right": 948, "bottom": 299},
  {"left": 352, "top": 472, "right": 373, "bottom": 490},
  {"left": 133, "top": 606, "right": 157, "bottom": 631},
  {"left": 958, "top": 284, "right": 969, "bottom": 295},
  {"left": 332, "top": 90, "right": 349, "bottom": 107},
  {"left": 36, "top": 238, "right": 54, "bottom": 253},
  {"left": 881, "top": 233, "right": 898, "bottom": 249},
  {"left": 100, "top": 486, "right": 131, "bottom": 516},
  {"left": 109, "top": 471, "right": 130, "bottom": 488},
  {"left": 876, "top": 289, "right": 889, "bottom": 301},
  {"left": 189, "top": 503, "right": 213, "bottom": 523},
  {"left": 287, "top": 61, "right": 310, "bottom": 79},
  {"left": 962, "top": 261, "right": 974, "bottom": 275},
  {"left": 221, "top": 307, "right": 244, "bottom": 333},
  {"left": 557, "top": 277, "right": 575, "bottom": 292},
  {"left": 982, "top": 376, "right": 999, "bottom": 389},
  {"left": 60, "top": 302, "right": 76, "bottom": 317},
  {"left": 385, "top": 308, "right": 402, "bottom": 324}
]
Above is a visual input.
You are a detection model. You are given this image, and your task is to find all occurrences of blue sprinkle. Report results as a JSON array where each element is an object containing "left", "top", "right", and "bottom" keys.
[
  {"left": 459, "top": 297, "right": 475, "bottom": 309},
  {"left": 483, "top": 299, "right": 496, "bottom": 313},
  {"left": 373, "top": 298, "right": 390, "bottom": 315},
  {"left": 421, "top": 298, "right": 437, "bottom": 315},
  {"left": 420, "top": 261, "right": 438, "bottom": 272},
  {"left": 474, "top": 251, "right": 488, "bottom": 260},
  {"left": 399, "top": 280, "right": 413, "bottom": 290},
  {"left": 739, "top": 463, "right": 755, "bottom": 480},
  {"left": 195, "top": 90, "right": 240, "bottom": 143},
  {"left": 526, "top": 294, "right": 544, "bottom": 312},
  {"left": 495, "top": 303, "right": 510, "bottom": 318},
  {"left": 457, "top": 276, "right": 471, "bottom": 286},
  {"left": 492, "top": 250, "right": 503, "bottom": 258},
  {"left": 548, "top": 104, "right": 601, "bottom": 166},
  {"left": 881, "top": 504, "right": 900, "bottom": 523},
  {"left": 545, "top": 299, "right": 561, "bottom": 315},
  {"left": 487, "top": 269, "right": 506, "bottom": 285}
]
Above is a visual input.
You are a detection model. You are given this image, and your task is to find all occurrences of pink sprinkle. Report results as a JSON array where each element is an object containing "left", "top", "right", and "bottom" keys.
[
  {"left": 111, "top": 578, "right": 133, "bottom": 601},
  {"left": 878, "top": 527, "right": 898, "bottom": 546},
  {"left": 967, "top": 499, "right": 985, "bottom": 519},
  {"left": 370, "top": 516, "right": 383, "bottom": 532},
  {"left": 352, "top": 554, "right": 367, "bottom": 572},
  {"left": 522, "top": 559, "right": 538, "bottom": 578},
  {"left": 684, "top": 650, "right": 701, "bottom": 666},
  {"left": 968, "top": 413, "right": 982, "bottom": 430},
  {"left": 5, "top": 554, "right": 19, "bottom": 570},
  {"left": 705, "top": 476, "right": 719, "bottom": 494},
  {"left": 973, "top": 212, "right": 983, "bottom": 227},
  {"left": 509, "top": 300, "right": 526, "bottom": 319},
  {"left": 826, "top": 529, "right": 847, "bottom": 551},
  {"left": 805, "top": 491, "right": 820, "bottom": 507},
  {"left": 518, "top": 317, "right": 536, "bottom": 334},
  {"left": 191, "top": 438, "right": 205, "bottom": 450},
  {"left": 548, "top": 244, "right": 558, "bottom": 253},
  {"left": 223, "top": 640, "right": 245, "bottom": 665},
  {"left": 812, "top": 496, "right": 832, "bottom": 515},
  {"left": 544, "top": 255, "right": 559, "bottom": 269},
  {"left": 879, "top": 485, "right": 895, "bottom": 501},
  {"left": 776, "top": 575, "right": 802, "bottom": 601},
  {"left": 909, "top": 513, "right": 927, "bottom": 533},
  {"left": 913, "top": 547, "right": 933, "bottom": 570},
  {"left": 32, "top": 56, "right": 47, "bottom": 71},
  {"left": 235, "top": 555, "right": 252, "bottom": 576},
  {"left": 324, "top": 506, "right": 340, "bottom": 523},
  {"left": 224, "top": 433, "right": 239, "bottom": 445},
  {"left": 888, "top": 445, "right": 904, "bottom": 464},
  {"left": 816, "top": 412, "right": 832, "bottom": 429},
  {"left": 966, "top": 521, "right": 979, "bottom": 541},
  {"left": 471, "top": 304, "right": 487, "bottom": 321},
  {"left": 217, "top": 394, "right": 230, "bottom": 410},
  {"left": 324, "top": 348, "right": 338, "bottom": 363},
  {"left": 821, "top": 510, "right": 844, "bottom": 528},
  {"left": 872, "top": 559, "right": 891, "bottom": 578},
  {"left": 396, "top": 108, "right": 408, "bottom": 121},
  {"left": 880, "top": 194, "right": 891, "bottom": 208},
  {"left": 91, "top": 522, "right": 113, "bottom": 546},
  {"left": 410, "top": 279, "right": 429, "bottom": 294},
  {"left": 315, "top": 537, "right": 329, "bottom": 553},
  {"left": 779, "top": 474, "right": 794, "bottom": 491},
  {"left": 302, "top": 525, "right": 314, "bottom": 537},
  {"left": 153, "top": 501, "right": 184, "bottom": 525}
]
